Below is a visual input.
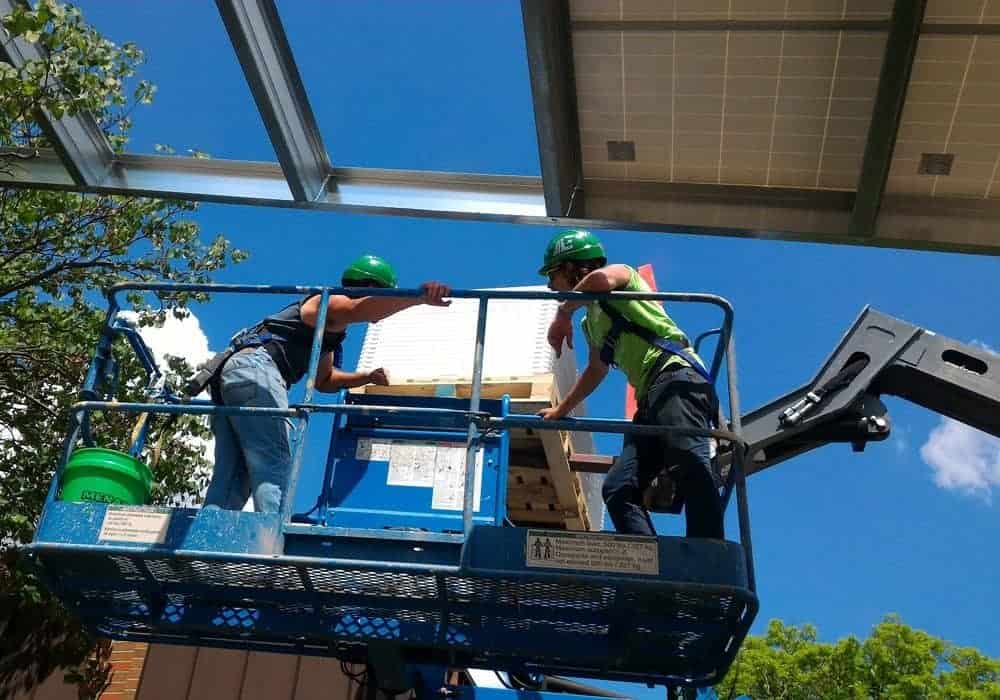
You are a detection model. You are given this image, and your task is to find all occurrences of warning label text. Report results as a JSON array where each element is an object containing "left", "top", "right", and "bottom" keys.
[
  {"left": 525, "top": 529, "right": 658, "bottom": 575},
  {"left": 98, "top": 508, "right": 170, "bottom": 544}
]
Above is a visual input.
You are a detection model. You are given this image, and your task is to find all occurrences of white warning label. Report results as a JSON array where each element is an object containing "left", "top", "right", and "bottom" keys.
[
  {"left": 355, "top": 438, "right": 391, "bottom": 462},
  {"left": 98, "top": 507, "right": 170, "bottom": 544},
  {"left": 430, "top": 444, "right": 483, "bottom": 511},
  {"left": 364, "top": 438, "right": 486, "bottom": 511},
  {"left": 387, "top": 441, "right": 437, "bottom": 487},
  {"left": 525, "top": 529, "right": 659, "bottom": 575}
]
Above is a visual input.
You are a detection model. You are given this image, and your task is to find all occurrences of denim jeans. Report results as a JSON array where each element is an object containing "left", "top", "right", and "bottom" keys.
[
  {"left": 602, "top": 365, "right": 724, "bottom": 539},
  {"left": 204, "top": 347, "right": 292, "bottom": 513}
]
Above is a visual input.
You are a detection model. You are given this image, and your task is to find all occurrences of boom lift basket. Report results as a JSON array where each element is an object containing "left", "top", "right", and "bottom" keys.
[{"left": 27, "top": 283, "right": 757, "bottom": 689}]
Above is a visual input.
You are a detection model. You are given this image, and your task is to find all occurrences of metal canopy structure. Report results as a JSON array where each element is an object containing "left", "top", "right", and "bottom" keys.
[{"left": 3, "top": 0, "right": 1000, "bottom": 254}]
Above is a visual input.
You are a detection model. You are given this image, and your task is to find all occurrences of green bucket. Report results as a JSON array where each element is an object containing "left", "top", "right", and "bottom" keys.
[{"left": 59, "top": 447, "right": 153, "bottom": 505}]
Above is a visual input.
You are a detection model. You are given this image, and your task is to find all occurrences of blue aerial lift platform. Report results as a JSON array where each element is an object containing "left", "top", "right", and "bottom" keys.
[
  {"left": 26, "top": 282, "right": 757, "bottom": 695},
  {"left": 27, "top": 282, "right": 1000, "bottom": 697}
]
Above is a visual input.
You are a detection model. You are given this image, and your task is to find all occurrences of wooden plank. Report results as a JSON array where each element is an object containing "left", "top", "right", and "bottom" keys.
[
  {"left": 511, "top": 449, "right": 615, "bottom": 474},
  {"left": 507, "top": 507, "right": 571, "bottom": 525},
  {"left": 508, "top": 428, "right": 542, "bottom": 450},
  {"left": 509, "top": 465, "right": 551, "bottom": 483},
  {"left": 508, "top": 447, "right": 549, "bottom": 469},
  {"left": 537, "top": 429, "right": 588, "bottom": 530},
  {"left": 509, "top": 465, "right": 557, "bottom": 485},
  {"left": 508, "top": 465, "right": 566, "bottom": 523},
  {"left": 294, "top": 656, "right": 353, "bottom": 700},
  {"left": 455, "top": 376, "right": 551, "bottom": 399},
  {"left": 137, "top": 644, "right": 199, "bottom": 700},
  {"left": 569, "top": 453, "right": 615, "bottom": 474},
  {"left": 352, "top": 374, "right": 554, "bottom": 401},
  {"left": 508, "top": 482, "right": 560, "bottom": 505},
  {"left": 240, "top": 651, "right": 298, "bottom": 700},
  {"left": 508, "top": 399, "right": 555, "bottom": 415},
  {"left": 187, "top": 648, "right": 248, "bottom": 700}
]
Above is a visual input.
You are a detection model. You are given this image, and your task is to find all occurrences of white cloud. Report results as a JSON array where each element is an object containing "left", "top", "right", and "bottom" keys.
[
  {"left": 118, "top": 309, "right": 219, "bottom": 507},
  {"left": 117, "top": 309, "right": 214, "bottom": 370},
  {"left": 920, "top": 418, "right": 1000, "bottom": 502},
  {"left": 919, "top": 341, "right": 1000, "bottom": 502}
]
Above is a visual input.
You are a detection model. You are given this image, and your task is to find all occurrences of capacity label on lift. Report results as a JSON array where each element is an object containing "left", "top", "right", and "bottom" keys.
[
  {"left": 525, "top": 530, "right": 659, "bottom": 575},
  {"left": 98, "top": 507, "right": 170, "bottom": 544}
]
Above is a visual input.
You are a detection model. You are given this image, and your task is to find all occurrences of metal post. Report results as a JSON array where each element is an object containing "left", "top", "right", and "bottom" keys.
[
  {"left": 521, "top": 0, "right": 585, "bottom": 218},
  {"left": 726, "top": 333, "right": 755, "bottom": 592},
  {"left": 713, "top": 304, "right": 734, "bottom": 382},
  {"left": 318, "top": 395, "right": 346, "bottom": 526},
  {"left": 278, "top": 288, "right": 329, "bottom": 546},
  {"left": 463, "top": 298, "right": 489, "bottom": 540},
  {"left": 40, "top": 302, "right": 117, "bottom": 535},
  {"left": 80, "top": 304, "right": 119, "bottom": 398}
]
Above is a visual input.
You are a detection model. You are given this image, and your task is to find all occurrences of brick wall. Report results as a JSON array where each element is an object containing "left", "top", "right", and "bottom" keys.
[
  {"left": 8, "top": 642, "right": 372, "bottom": 700},
  {"left": 5, "top": 641, "right": 149, "bottom": 700},
  {"left": 102, "top": 642, "right": 148, "bottom": 700}
]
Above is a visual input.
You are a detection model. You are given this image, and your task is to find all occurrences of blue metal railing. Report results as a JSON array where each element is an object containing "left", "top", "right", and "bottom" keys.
[{"left": 46, "top": 281, "right": 753, "bottom": 590}]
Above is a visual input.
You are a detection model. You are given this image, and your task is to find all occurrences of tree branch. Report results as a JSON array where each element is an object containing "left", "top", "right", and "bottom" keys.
[
  {"left": 0, "top": 259, "right": 122, "bottom": 299},
  {"left": 0, "top": 384, "right": 60, "bottom": 419}
]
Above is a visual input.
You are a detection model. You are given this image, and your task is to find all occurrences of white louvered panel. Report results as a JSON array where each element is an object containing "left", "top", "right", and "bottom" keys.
[{"left": 355, "top": 287, "right": 560, "bottom": 380}]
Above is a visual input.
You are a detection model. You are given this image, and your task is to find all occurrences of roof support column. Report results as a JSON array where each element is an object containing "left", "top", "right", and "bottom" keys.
[
  {"left": 849, "top": 0, "right": 927, "bottom": 237},
  {"left": 217, "top": 0, "right": 331, "bottom": 202},
  {"left": 522, "top": 0, "right": 585, "bottom": 218}
]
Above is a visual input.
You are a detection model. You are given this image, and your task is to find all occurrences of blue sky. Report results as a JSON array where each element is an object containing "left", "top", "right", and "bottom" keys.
[{"left": 75, "top": 1, "right": 1000, "bottom": 693}]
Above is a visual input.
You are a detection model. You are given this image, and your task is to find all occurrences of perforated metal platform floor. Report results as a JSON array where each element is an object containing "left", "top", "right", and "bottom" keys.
[{"left": 30, "top": 504, "right": 757, "bottom": 686}]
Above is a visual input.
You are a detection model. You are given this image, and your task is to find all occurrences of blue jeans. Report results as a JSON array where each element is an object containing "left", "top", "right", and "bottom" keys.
[
  {"left": 204, "top": 347, "right": 292, "bottom": 513},
  {"left": 602, "top": 366, "right": 724, "bottom": 539}
]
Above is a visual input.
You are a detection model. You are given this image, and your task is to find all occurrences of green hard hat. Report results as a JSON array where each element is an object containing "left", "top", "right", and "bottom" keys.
[
  {"left": 538, "top": 229, "right": 606, "bottom": 276},
  {"left": 341, "top": 254, "right": 397, "bottom": 288}
]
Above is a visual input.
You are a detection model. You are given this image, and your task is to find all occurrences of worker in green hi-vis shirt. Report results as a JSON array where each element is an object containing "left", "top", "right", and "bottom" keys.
[{"left": 536, "top": 230, "right": 723, "bottom": 539}]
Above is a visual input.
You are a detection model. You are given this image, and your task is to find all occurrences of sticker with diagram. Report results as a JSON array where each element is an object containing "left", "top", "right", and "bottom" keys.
[
  {"left": 386, "top": 440, "right": 437, "bottom": 487},
  {"left": 431, "top": 443, "right": 483, "bottom": 511},
  {"left": 355, "top": 437, "right": 392, "bottom": 462}
]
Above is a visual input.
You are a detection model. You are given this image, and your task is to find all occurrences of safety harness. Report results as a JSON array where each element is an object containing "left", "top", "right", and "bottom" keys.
[
  {"left": 596, "top": 300, "right": 728, "bottom": 513},
  {"left": 597, "top": 301, "right": 713, "bottom": 382},
  {"left": 183, "top": 326, "right": 283, "bottom": 400}
]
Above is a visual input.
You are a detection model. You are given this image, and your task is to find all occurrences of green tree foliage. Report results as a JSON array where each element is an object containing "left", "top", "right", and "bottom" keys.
[
  {"left": 0, "top": 1, "right": 245, "bottom": 695},
  {"left": 715, "top": 617, "right": 1000, "bottom": 699}
]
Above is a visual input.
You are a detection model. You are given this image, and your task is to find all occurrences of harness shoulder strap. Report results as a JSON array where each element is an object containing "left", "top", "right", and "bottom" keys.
[{"left": 597, "top": 300, "right": 713, "bottom": 382}]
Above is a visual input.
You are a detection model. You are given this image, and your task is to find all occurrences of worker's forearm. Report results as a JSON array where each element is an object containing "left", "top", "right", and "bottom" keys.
[
  {"left": 559, "top": 270, "right": 616, "bottom": 315},
  {"left": 317, "top": 369, "right": 376, "bottom": 392},
  {"left": 555, "top": 363, "right": 608, "bottom": 416},
  {"left": 343, "top": 296, "right": 421, "bottom": 324}
]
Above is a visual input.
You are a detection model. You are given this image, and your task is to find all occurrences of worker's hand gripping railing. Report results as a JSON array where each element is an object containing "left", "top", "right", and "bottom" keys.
[{"left": 46, "top": 282, "right": 754, "bottom": 591}]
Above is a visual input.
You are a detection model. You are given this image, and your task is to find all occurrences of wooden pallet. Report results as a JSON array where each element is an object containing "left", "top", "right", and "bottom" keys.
[
  {"left": 507, "top": 466, "right": 581, "bottom": 526},
  {"left": 505, "top": 422, "right": 588, "bottom": 530}
]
